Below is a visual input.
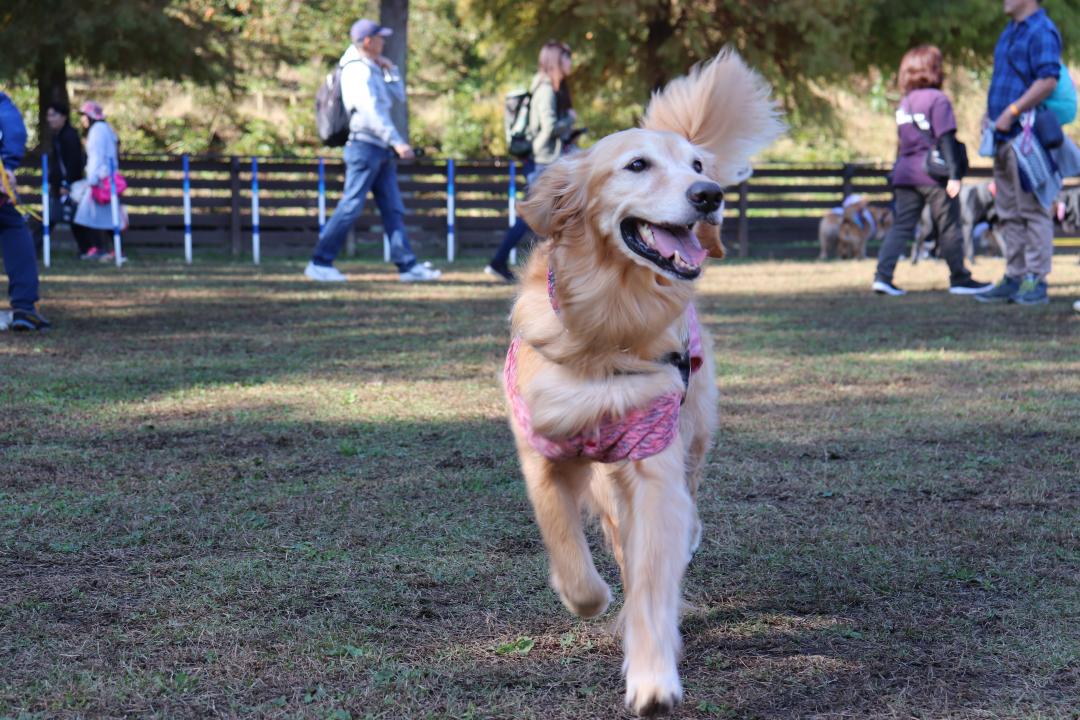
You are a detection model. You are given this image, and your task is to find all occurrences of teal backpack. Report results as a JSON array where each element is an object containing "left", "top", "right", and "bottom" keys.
[{"left": 1043, "top": 63, "right": 1077, "bottom": 125}]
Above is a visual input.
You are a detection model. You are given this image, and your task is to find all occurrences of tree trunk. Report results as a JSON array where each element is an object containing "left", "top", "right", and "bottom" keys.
[
  {"left": 380, "top": 0, "right": 409, "bottom": 141},
  {"left": 35, "top": 48, "right": 69, "bottom": 150}
]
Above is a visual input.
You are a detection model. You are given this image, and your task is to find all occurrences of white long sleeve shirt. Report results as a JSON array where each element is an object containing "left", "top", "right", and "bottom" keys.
[{"left": 339, "top": 44, "right": 406, "bottom": 148}]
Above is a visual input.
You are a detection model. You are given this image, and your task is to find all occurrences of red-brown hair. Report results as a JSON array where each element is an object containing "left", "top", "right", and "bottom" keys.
[{"left": 898, "top": 45, "right": 944, "bottom": 95}]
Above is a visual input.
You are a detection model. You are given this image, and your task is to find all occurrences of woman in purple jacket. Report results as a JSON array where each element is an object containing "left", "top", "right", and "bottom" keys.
[{"left": 873, "top": 45, "right": 992, "bottom": 296}]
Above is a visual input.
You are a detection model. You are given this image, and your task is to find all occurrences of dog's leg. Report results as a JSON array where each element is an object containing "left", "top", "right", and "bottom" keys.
[
  {"left": 522, "top": 452, "right": 611, "bottom": 619},
  {"left": 588, "top": 467, "right": 627, "bottom": 584},
  {"left": 618, "top": 445, "right": 693, "bottom": 716}
]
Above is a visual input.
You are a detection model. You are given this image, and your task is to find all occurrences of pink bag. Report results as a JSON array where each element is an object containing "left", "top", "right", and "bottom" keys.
[{"left": 91, "top": 173, "right": 128, "bottom": 204}]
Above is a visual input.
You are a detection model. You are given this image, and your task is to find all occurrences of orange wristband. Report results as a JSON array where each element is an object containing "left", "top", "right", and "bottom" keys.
[{"left": 1009, "top": 102, "right": 1021, "bottom": 117}]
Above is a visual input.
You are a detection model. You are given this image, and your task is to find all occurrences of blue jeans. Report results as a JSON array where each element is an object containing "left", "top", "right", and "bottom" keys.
[
  {"left": 312, "top": 141, "right": 416, "bottom": 272},
  {"left": 490, "top": 161, "right": 546, "bottom": 267},
  {"left": 1, "top": 204, "right": 40, "bottom": 312}
]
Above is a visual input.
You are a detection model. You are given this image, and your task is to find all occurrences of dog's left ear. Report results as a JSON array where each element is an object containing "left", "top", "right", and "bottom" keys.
[
  {"left": 642, "top": 49, "right": 784, "bottom": 186},
  {"left": 517, "top": 153, "right": 587, "bottom": 240}
]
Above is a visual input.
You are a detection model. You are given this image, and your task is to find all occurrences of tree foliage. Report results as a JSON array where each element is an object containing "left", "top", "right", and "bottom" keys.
[{"left": 459, "top": 0, "right": 1080, "bottom": 137}]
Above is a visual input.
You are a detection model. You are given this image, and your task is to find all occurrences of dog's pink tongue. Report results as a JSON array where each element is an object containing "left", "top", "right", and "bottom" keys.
[{"left": 647, "top": 223, "right": 707, "bottom": 265}]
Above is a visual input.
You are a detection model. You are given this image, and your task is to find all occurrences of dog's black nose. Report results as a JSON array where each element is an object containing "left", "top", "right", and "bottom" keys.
[{"left": 687, "top": 181, "right": 724, "bottom": 214}]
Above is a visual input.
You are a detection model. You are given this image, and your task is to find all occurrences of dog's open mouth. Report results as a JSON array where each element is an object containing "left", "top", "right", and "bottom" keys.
[{"left": 620, "top": 218, "right": 706, "bottom": 280}]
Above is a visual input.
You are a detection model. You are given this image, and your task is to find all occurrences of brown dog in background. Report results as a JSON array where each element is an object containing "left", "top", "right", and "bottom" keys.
[
  {"left": 503, "top": 52, "right": 782, "bottom": 716},
  {"left": 818, "top": 196, "right": 893, "bottom": 259}
]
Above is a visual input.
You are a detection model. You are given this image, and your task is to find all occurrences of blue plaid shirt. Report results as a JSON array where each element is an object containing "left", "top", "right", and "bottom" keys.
[{"left": 988, "top": 8, "right": 1062, "bottom": 140}]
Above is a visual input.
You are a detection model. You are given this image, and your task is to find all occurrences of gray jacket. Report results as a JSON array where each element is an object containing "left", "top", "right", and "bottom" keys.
[
  {"left": 339, "top": 44, "right": 406, "bottom": 148},
  {"left": 528, "top": 73, "right": 574, "bottom": 165}
]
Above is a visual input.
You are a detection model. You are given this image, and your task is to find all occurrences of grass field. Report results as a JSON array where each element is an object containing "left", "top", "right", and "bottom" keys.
[{"left": 2, "top": 254, "right": 1079, "bottom": 719}]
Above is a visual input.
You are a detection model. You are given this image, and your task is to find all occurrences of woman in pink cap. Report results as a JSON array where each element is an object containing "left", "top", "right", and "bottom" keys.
[{"left": 72, "top": 100, "right": 126, "bottom": 262}]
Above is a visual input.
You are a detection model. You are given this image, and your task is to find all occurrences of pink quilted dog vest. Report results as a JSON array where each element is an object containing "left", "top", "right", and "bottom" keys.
[{"left": 504, "top": 299, "right": 704, "bottom": 463}]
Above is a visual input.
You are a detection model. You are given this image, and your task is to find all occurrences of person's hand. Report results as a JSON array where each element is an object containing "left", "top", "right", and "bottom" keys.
[
  {"left": 375, "top": 55, "right": 395, "bottom": 71},
  {"left": 946, "top": 179, "right": 961, "bottom": 199},
  {"left": 995, "top": 109, "right": 1016, "bottom": 133},
  {"left": 567, "top": 108, "right": 577, "bottom": 123},
  {"left": 393, "top": 143, "right": 415, "bottom": 159}
]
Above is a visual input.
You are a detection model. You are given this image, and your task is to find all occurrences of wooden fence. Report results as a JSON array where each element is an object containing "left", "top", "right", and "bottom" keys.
[{"left": 15, "top": 155, "right": 1073, "bottom": 261}]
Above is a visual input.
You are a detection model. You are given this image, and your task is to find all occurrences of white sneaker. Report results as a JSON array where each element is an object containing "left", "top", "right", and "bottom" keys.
[
  {"left": 0, "top": 311, "right": 11, "bottom": 331},
  {"left": 304, "top": 262, "right": 347, "bottom": 282},
  {"left": 872, "top": 279, "right": 906, "bottom": 296},
  {"left": 1074, "top": 299, "right": 1080, "bottom": 313},
  {"left": 399, "top": 264, "right": 442, "bottom": 282}
]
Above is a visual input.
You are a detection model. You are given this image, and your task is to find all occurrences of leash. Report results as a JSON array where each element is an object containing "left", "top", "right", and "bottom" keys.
[{"left": 0, "top": 166, "right": 42, "bottom": 222}]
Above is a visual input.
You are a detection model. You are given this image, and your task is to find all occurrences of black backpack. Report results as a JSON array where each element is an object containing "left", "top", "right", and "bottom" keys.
[
  {"left": 315, "top": 60, "right": 358, "bottom": 147},
  {"left": 504, "top": 89, "right": 533, "bottom": 158}
]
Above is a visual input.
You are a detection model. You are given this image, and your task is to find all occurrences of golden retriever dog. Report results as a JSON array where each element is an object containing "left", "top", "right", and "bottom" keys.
[
  {"left": 818, "top": 196, "right": 893, "bottom": 259},
  {"left": 502, "top": 51, "right": 782, "bottom": 716}
]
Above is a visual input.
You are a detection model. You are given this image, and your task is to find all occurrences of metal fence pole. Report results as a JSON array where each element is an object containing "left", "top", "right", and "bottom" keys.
[
  {"left": 317, "top": 156, "right": 326, "bottom": 235},
  {"left": 446, "top": 158, "right": 456, "bottom": 263},
  {"left": 251, "top": 157, "right": 260, "bottom": 265},
  {"left": 508, "top": 160, "right": 517, "bottom": 266},
  {"left": 737, "top": 180, "right": 750, "bottom": 258},
  {"left": 182, "top": 154, "right": 192, "bottom": 264},
  {"left": 41, "top": 154, "right": 50, "bottom": 268},
  {"left": 108, "top": 157, "right": 123, "bottom": 267}
]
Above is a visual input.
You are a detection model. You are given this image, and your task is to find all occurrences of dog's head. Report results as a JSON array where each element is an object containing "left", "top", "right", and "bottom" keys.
[{"left": 519, "top": 50, "right": 783, "bottom": 283}]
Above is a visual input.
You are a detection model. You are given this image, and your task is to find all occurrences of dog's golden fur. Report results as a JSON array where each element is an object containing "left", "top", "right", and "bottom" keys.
[{"left": 504, "top": 51, "right": 782, "bottom": 715}]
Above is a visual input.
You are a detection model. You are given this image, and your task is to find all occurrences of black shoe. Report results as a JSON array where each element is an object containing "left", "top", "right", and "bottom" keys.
[
  {"left": 948, "top": 277, "right": 995, "bottom": 295},
  {"left": 11, "top": 309, "right": 51, "bottom": 331},
  {"left": 872, "top": 278, "right": 906, "bottom": 296},
  {"left": 484, "top": 262, "right": 515, "bottom": 283}
]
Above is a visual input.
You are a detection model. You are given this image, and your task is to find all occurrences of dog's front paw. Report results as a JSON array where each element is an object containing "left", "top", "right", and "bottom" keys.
[
  {"left": 551, "top": 572, "right": 611, "bottom": 619},
  {"left": 625, "top": 666, "right": 682, "bottom": 717}
]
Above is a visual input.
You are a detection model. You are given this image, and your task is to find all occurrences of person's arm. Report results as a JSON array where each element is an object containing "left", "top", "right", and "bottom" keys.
[
  {"left": 530, "top": 83, "right": 560, "bottom": 156},
  {"left": 994, "top": 77, "right": 1058, "bottom": 131},
  {"left": 0, "top": 95, "right": 28, "bottom": 171},
  {"left": 994, "top": 27, "right": 1062, "bottom": 132},
  {"left": 0, "top": 95, "right": 27, "bottom": 202},
  {"left": 342, "top": 61, "right": 407, "bottom": 152}
]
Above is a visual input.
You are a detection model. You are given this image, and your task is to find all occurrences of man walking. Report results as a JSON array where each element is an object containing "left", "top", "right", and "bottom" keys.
[
  {"left": 0, "top": 92, "right": 50, "bottom": 331},
  {"left": 305, "top": 19, "right": 441, "bottom": 283},
  {"left": 976, "top": 0, "right": 1061, "bottom": 305}
]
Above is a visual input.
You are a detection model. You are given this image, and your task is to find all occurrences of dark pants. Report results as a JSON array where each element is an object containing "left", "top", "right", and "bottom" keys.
[
  {"left": 489, "top": 159, "right": 544, "bottom": 268},
  {"left": 312, "top": 141, "right": 416, "bottom": 273},
  {"left": 72, "top": 224, "right": 108, "bottom": 254},
  {"left": 1, "top": 204, "right": 40, "bottom": 312},
  {"left": 876, "top": 184, "right": 971, "bottom": 284}
]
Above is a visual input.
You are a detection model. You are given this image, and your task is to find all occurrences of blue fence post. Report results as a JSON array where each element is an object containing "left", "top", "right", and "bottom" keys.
[
  {"left": 251, "top": 157, "right": 260, "bottom": 265},
  {"left": 182, "top": 153, "right": 192, "bottom": 264},
  {"left": 317, "top": 156, "right": 326, "bottom": 235},
  {"left": 508, "top": 160, "right": 517, "bottom": 266},
  {"left": 108, "top": 157, "right": 123, "bottom": 267},
  {"left": 41, "top": 154, "right": 50, "bottom": 268},
  {"left": 446, "top": 158, "right": 455, "bottom": 263}
]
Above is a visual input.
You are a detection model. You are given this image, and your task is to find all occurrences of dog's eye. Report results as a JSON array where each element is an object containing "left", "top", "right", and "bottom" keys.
[
  {"left": 692, "top": 159, "right": 703, "bottom": 174},
  {"left": 625, "top": 158, "right": 649, "bottom": 173}
]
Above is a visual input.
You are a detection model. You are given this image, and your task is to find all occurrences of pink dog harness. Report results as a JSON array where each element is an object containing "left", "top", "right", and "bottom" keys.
[{"left": 504, "top": 270, "right": 704, "bottom": 463}]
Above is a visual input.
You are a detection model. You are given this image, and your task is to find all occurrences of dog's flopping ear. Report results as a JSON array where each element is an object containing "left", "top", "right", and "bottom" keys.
[
  {"left": 642, "top": 49, "right": 784, "bottom": 186},
  {"left": 517, "top": 152, "right": 588, "bottom": 240}
]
